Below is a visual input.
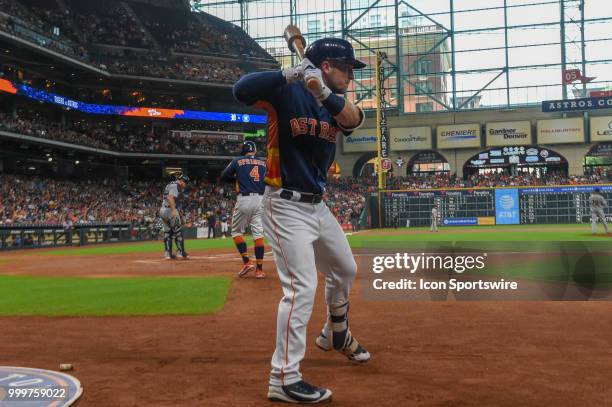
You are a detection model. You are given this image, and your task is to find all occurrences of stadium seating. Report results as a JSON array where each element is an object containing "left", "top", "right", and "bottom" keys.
[
  {"left": 63, "top": 0, "right": 151, "bottom": 48},
  {"left": 0, "top": 0, "right": 273, "bottom": 83},
  {"left": 0, "top": 0, "right": 87, "bottom": 58},
  {"left": 0, "top": 174, "right": 237, "bottom": 226},
  {"left": 2, "top": 172, "right": 608, "bottom": 228},
  {"left": 92, "top": 53, "right": 245, "bottom": 83},
  {"left": 0, "top": 110, "right": 266, "bottom": 156},
  {"left": 17, "top": 0, "right": 81, "bottom": 44}
]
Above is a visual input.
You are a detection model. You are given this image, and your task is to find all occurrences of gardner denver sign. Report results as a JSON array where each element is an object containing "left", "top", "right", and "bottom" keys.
[
  {"left": 486, "top": 121, "right": 532, "bottom": 147},
  {"left": 542, "top": 96, "right": 612, "bottom": 112}
]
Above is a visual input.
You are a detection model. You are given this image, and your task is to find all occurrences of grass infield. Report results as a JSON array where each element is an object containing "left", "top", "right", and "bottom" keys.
[{"left": 0, "top": 275, "right": 232, "bottom": 316}]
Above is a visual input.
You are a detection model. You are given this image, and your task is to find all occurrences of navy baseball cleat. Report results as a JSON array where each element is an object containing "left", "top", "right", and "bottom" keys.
[
  {"left": 268, "top": 380, "right": 332, "bottom": 404},
  {"left": 164, "top": 252, "right": 176, "bottom": 260}
]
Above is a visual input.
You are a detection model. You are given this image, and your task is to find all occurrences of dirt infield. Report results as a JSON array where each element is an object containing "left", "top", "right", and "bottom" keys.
[{"left": 1, "top": 247, "right": 612, "bottom": 406}]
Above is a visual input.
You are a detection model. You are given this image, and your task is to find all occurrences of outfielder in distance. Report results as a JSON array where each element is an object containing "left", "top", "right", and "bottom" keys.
[
  {"left": 233, "top": 37, "right": 370, "bottom": 404},
  {"left": 159, "top": 173, "right": 189, "bottom": 260},
  {"left": 221, "top": 140, "right": 267, "bottom": 278},
  {"left": 431, "top": 205, "right": 439, "bottom": 232},
  {"left": 589, "top": 187, "right": 609, "bottom": 234}
]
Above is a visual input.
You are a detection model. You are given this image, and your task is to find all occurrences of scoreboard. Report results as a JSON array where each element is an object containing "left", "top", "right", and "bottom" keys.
[
  {"left": 519, "top": 186, "right": 612, "bottom": 224},
  {"left": 380, "top": 189, "right": 495, "bottom": 227},
  {"left": 378, "top": 185, "right": 612, "bottom": 228}
]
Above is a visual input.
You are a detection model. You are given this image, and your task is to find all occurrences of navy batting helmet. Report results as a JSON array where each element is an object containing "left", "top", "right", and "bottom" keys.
[
  {"left": 305, "top": 38, "right": 366, "bottom": 69},
  {"left": 241, "top": 140, "right": 256, "bottom": 155}
]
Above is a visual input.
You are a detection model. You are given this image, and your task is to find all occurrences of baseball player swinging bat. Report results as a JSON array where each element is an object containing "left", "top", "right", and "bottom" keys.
[{"left": 233, "top": 27, "right": 369, "bottom": 403}]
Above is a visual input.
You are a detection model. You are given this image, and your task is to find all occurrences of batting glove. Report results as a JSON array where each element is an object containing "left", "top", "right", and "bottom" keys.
[
  {"left": 282, "top": 64, "right": 304, "bottom": 84},
  {"left": 301, "top": 57, "right": 316, "bottom": 71},
  {"left": 303, "top": 67, "right": 332, "bottom": 101}
]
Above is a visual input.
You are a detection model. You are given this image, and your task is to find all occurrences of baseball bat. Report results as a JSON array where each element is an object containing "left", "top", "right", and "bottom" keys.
[{"left": 283, "top": 25, "right": 321, "bottom": 93}]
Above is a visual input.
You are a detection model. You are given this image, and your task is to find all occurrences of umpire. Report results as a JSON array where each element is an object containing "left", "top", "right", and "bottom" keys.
[{"left": 159, "top": 173, "right": 189, "bottom": 259}]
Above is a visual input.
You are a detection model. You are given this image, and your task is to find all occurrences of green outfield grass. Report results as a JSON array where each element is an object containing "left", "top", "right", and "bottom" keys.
[
  {"left": 348, "top": 224, "right": 611, "bottom": 248},
  {"left": 0, "top": 275, "right": 232, "bottom": 316},
  {"left": 16, "top": 224, "right": 610, "bottom": 258},
  {"left": 481, "top": 257, "right": 612, "bottom": 286}
]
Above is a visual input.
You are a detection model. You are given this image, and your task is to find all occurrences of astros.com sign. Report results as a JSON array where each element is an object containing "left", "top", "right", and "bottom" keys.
[{"left": 542, "top": 96, "right": 612, "bottom": 112}]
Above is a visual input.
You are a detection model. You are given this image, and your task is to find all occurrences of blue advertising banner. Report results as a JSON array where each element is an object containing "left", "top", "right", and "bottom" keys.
[
  {"left": 0, "top": 79, "right": 267, "bottom": 124},
  {"left": 495, "top": 189, "right": 519, "bottom": 225},
  {"left": 442, "top": 218, "right": 478, "bottom": 226},
  {"left": 542, "top": 96, "right": 612, "bottom": 112}
]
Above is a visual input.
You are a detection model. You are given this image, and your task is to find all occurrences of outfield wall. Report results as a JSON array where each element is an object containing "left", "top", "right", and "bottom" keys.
[
  {"left": 370, "top": 184, "right": 612, "bottom": 228},
  {"left": 0, "top": 224, "right": 159, "bottom": 250}
]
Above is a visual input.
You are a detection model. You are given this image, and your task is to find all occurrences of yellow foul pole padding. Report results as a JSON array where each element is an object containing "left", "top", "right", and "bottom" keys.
[{"left": 375, "top": 52, "right": 383, "bottom": 191}]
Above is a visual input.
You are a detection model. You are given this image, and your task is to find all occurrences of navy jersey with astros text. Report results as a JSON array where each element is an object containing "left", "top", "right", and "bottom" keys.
[
  {"left": 233, "top": 74, "right": 351, "bottom": 194},
  {"left": 221, "top": 156, "right": 267, "bottom": 194}
]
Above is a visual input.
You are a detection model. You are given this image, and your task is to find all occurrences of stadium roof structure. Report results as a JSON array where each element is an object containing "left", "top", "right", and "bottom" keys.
[{"left": 193, "top": 0, "right": 612, "bottom": 114}]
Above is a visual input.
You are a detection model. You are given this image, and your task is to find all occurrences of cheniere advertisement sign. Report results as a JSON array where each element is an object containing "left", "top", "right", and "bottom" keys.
[{"left": 436, "top": 123, "right": 481, "bottom": 149}]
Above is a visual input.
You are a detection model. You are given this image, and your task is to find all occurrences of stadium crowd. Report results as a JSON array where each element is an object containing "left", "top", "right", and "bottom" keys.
[
  {"left": 0, "top": 111, "right": 265, "bottom": 155},
  {"left": 2, "top": 171, "right": 609, "bottom": 229},
  {"left": 94, "top": 54, "right": 245, "bottom": 84},
  {"left": 0, "top": 0, "right": 272, "bottom": 83},
  {"left": 0, "top": 3, "right": 87, "bottom": 59},
  {"left": 0, "top": 174, "right": 237, "bottom": 227},
  {"left": 384, "top": 171, "right": 609, "bottom": 190}
]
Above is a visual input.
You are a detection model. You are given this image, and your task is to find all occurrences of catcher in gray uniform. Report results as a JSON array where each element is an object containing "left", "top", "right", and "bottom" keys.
[
  {"left": 589, "top": 187, "right": 609, "bottom": 234},
  {"left": 160, "top": 173, "right": 190, "bottom": 259}
]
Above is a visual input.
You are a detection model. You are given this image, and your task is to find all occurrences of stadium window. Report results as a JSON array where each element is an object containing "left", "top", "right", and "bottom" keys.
[
  {"left": 52, "top": 26, "right": 60, "bottom": 36},
  {"left": 416, "top": 102, "right": 433, "bottom": 113},
  {"left": 399, "top": 11, "right": 412, "bottom": 28},
  {"left": 328, "top": 18, "right": 335, "bottom": 32},
  {"left": 370, "top": 14, "right": 381, "bottom": 28},
  {"left": 415, "top": 60, "right": 433, "bottom": 75}
]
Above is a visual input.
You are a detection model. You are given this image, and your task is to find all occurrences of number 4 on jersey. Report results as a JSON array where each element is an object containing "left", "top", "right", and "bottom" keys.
[{"left": 250, "top": 166, "right": 260, "bottom": 182}]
